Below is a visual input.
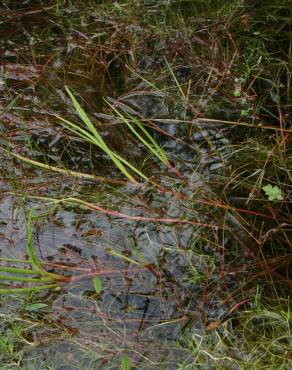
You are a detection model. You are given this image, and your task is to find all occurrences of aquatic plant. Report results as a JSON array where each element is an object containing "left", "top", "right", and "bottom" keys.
[
  {"left": 0, "top": 0, "right": 291, "bottom": 368},
  {"left": 0, "top": 211, "right": 63, "bottom": 294},
  {"left": 56, "top": 87, "right": 140, "bottom": 183}
]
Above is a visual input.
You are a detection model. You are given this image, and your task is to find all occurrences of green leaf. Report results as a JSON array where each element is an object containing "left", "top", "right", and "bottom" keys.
[
  {"left": 165, "top": 57, "right": 186, "bottom": 99},
  {"left": 0, "top": 284, "right": 60, "bottom": 294},
  {"left": 0, "top": 275, "right": 53, "bottom": 283},
  {"left": 240, "top": 109, "right": 249, "bottom": 117},
  {"left": 26, "top": 210, "right": 43, "bottom": 271},
  {"left": 107, "top": 102, "right": 167, "bottom": 164},
  {"left": 121, "top": 356, "right": 131, "bottom": 370},
  {"left": 262, "top": 184, "right": 283, "bottom": 201},
  {"left": 25, "top": 303, "right": 48, "bottom": 311},
  {"left": 129, "top": 237, "right": 145, "bottom": 263},
  {"left": 62, "top": 87, "right": 137, "bottom": 183},
  {"left": 92, "top": 276, "right": 102, "bottom": 294}
]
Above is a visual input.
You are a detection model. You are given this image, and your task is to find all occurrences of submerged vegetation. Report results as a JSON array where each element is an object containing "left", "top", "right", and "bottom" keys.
[{"left": 0, "top": 0, "right": 291, "bottom": 368}]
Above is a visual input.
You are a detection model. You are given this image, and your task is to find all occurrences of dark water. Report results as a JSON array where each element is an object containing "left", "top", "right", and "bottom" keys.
[{"left": 0, "top": 2, "right": 246, "bottom": 369}]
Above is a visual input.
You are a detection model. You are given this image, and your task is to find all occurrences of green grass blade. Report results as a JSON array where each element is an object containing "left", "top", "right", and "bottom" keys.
[
  {"left": 0, "top": 257, "right": 32, "bottom": 264},
  {"left": 0, "top": 267, "right": 41, "bottom": 275},
  {"left": 65, "top": 86, "right": 105, "bottom": 145},
  {"left": 62, "top": 87, "right": 138, "bottom": 183},
  {"left": 107, "top": 101, "right": 168, "bottom": 164},
  {"left": 113, "top": 152, "right": 149, "bottom": 181},
  {"left": 26, "top": 211, "right": 64, "bottom": 281},
  {"left": 126, "top": 65, "right": 164, "bottom": 94},
  {"left": 0, "top": 146, "right": 121, "bottom": 185},
  {"left": 0, "top": 275, "right": 54, "bottom": 283},
  {"left": 106, "top": 248, "right": 142, "bottom": 266},
  {"left": 164, "top": 57, "right": 186, "bottom": 99},
  {"left": 126, "top": 112, "right": 168, "bottom": 163},
  {"left": 109, "top": 104, "right": 164, "bottom": 162},
  {"left": 26, "top": 210, "right": 43, "bottom": 271},
  {"left": 0, "top": 284, "right": 59, "bottom": 294},
  {"left": 25, "top": 303, "right": 49, "bottom": 311},
  {"left": 129, "top": 237, "right": 145, "bottom": 263},
  {"left": 55, "top": 115, "right": 98, "bottom": 145}
]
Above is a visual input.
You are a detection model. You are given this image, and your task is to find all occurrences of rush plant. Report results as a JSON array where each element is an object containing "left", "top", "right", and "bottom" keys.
[{"left": 0, "top": 210, "right": 63, "bottom": 294}]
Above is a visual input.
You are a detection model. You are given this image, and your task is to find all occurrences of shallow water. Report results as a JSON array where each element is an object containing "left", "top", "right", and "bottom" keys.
[{"left": 0, "top": 2, "right": 248, "bottom": 368}]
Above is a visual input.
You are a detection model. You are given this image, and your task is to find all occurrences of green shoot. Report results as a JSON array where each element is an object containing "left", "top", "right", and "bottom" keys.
[
  {"left": 26, "top": 210, "right": 43, "bottom": 271},
  {"left": 164, "top": 57, "right": 186, "bottom": 99},
  {"left": 0, "top": 210, "right": 63, "bottom": 295},
  {"left": 106, "top": 248, "right": 142, "bottom": 266},
  {"left": 121, "top": 355, "right": 131, "bottom": 370},
  {"left": 106, "top": 101, "right": 168, "bottom": 165},
  {"left": 56, "top": 86, "right": 146, "bottom": 183},
  {"left": 92, "top": 276, "right": 102, "bottom": 294}
]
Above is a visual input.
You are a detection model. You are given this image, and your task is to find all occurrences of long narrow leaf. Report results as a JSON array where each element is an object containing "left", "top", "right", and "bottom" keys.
[
  {"left": 55, "top": 115, "right": 99, "bottom": 145},
  {"left": 26, "top": 210, "right": 43, "bottom": 271},
  {"left": 0, "top": 147, "right": 125, "bottom": 186},
  {"left": 0, "top": 275, "right": 54, "bottom": 283},
  {"left": 0, "top": 284, "right": 59, "bottom": 294},
  {"left": 113, "top": 152, "right": 149, "bottom": 181},
  {"left": 127, "top": 113, "right": 168, "bottom": 163},
  {"left": 65, "top": 86, "right": 104, "bottom": 145},
  {"left": 0, "top": 267, "right": 41, "bottom": 275},
  {"left": 164, "top": 58, "right": 186, "bottom": 99},
  {"left": 61, "top": 88, "right": 138, "bottom": 183},
  {"left": 57, "top": 115, "right": 149, "bottom": 181},
  {"left": 107, "top": 101, "right": 168, "bottom": 163},
  {"left": 26, "top": 211, "right": 64, "bottom": 280},
  {"left": 126, "top": 112, "right": 168, "bottom": 163},
  {"left": 106, "top": 248, "right": 142, "bottom": 266},
  {"left": 110, "top": 104, "right": 164, "bottom": 162},
  {"left": 0, "top": 257, "right": 32, "bottom": 264}
]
